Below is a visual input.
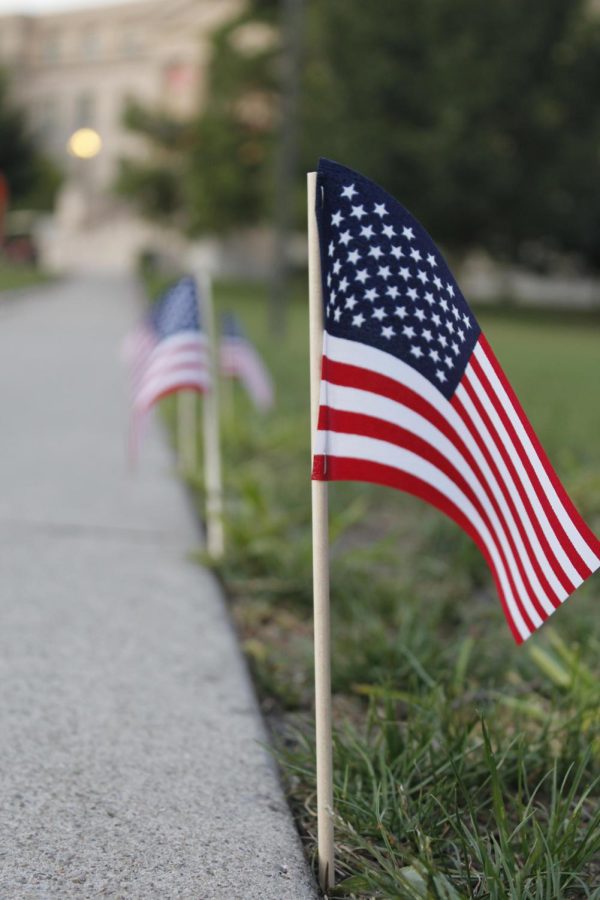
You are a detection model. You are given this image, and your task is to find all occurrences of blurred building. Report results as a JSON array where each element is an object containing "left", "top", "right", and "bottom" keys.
[
  {"left": 0, "top": 0, "right": 239, "bottom": 190},
  {"left": 0, "top": 0, "right": 241, "bottom": 271},
  {"left": 0, "top": 0, "right": 244, "bottom": 271}
]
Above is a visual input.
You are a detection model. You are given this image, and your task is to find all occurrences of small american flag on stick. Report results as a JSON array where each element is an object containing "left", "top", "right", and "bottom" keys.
[
  {"left": 127, "top": 276, "right": 210, "bottom": 455},
  {"left": 313, "top": 159, "right": 600, "bottom": 643},
  {"left": 220, "top": 312, "right": 274, "bottom": 412}
]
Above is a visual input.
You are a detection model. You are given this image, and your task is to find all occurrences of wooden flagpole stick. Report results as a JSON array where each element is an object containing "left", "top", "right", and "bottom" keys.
[
  {"left": 307, "top": 171, "right": 335, "bottom": 892},
  {"left": 221, "top": 367, "right": 236, "bottom": 431},
  {"left": 223, "top": 375, "right": 238, "bottom": 455},
  {"left": 177, "top": 390, "right": 197, "bottom": 475},
  {"left": 198, "top": 271, "right": 225, "bottom": 558}
]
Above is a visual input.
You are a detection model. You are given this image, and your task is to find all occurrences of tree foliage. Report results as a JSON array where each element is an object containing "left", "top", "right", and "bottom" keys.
[
  {"left": 115, "top": 101, "right": 191, "bottom": 225},
  {"left": 301, "top": 0, "right": 600, "bottom": 267},
  {"left": 116, "top": 6, "right": 279, "bottom": 235},
  {"left": 118, "top": 0, "right": 600, "bottom": 267},
  {"left": 0, "top": 70, "right": 61, "bottom": 211}
]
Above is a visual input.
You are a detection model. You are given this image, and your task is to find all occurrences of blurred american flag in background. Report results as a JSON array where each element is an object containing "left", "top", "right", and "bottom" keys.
[
  {"left": 126, "top": 276, "right": 210, "bottom": 456},
  {"left": 220, "top": 312, "right": 274, "bottom": 412}
]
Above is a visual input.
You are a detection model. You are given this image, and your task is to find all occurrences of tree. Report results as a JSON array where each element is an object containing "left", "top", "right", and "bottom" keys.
[
  {"left": 0, "top": 70, "right": 61, "bottom": 211},
  {"left": 115, "top": 101, "right": 192, "bottom": 228},
  {"left": 117, "top": 0, "right": 600, "bottom": 268},
  {"left": 116, "top": 2, "right": 279, "bottom": 236},
  {"left": 300, "top": 0, "right": 600, "bottom": 267}
]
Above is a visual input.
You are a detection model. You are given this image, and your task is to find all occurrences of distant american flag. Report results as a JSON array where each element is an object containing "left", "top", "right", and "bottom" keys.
[
  {"left": 220, "top": 312, "right": 274, "bottom": 412},
  {"left": 127, "top": 276, "right": 210, "bottom": 452},
  {"left": 313, "top": 159, "right": 600, "bottom": 642}
]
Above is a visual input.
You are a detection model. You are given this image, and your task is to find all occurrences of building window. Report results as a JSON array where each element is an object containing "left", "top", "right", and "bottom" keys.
[
  {"left": 75, "top": 92, "right": 95, "bottom": 130},
  {"left": 122, "top": 30, "right": 142, "bottom": 57},
  {"left": 82, "top": 27, "right": 100, "bottom": 59},
  {"left": 43, "top": 31, "right": 60, "bottom": 62}
]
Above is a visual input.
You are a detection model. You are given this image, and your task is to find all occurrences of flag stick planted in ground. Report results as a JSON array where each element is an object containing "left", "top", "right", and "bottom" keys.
[
  {"left": 307, "top": 158, "right": 600, "bottom": 888},
  {"left": 220, "top": 357, "right": 236, "bottom": 429},
  {"left": 307, "top": 171, "right": 335, "bottom": 893},
  {"left": 197, "top": 270, "right": 225, "bottom": 559},
  {"left": 177, "top": 390, "right": 197, "bottom": 475}
]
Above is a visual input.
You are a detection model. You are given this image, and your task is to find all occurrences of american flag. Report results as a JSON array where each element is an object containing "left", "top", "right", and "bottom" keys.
[
  {"left": 220, "top": 312, "right": 274, "bottom": 412},
  {"left": 312, "top": 159, "right": 600, "bottom": 643},
  {"left": 128, "top": 276, "right": 210, "bottom": 452}
]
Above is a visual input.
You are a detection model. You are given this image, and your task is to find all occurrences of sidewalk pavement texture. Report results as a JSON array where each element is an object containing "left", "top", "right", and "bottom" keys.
[{"left": 0, "top": 276, "right": 318, "bottom": 900}]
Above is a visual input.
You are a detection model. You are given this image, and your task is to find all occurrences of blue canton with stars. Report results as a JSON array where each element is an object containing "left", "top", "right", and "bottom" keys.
[
  {"left": 151, "top": 275, "right": 202, "bottom": 339},
  {"left": 316, "top": 159, "right": 480, "bottom": 400}
]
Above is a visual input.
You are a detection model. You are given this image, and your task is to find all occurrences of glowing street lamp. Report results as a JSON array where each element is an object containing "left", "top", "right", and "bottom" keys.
[{"left": 67, "top": 128, "right": 102, "bottom": 159}]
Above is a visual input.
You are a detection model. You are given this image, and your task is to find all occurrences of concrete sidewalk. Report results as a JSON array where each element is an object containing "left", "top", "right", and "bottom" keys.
[{"left": 0, "top": 277, "right": 317, "bottom": 899}]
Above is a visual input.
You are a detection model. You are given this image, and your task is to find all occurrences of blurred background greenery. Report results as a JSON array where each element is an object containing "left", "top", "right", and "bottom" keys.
[
  {"left": 3, "top": 0, "right": 600, "bottom": 303},
  {"left": 119, "top": 1, "right": 600, "bottom": 264}
]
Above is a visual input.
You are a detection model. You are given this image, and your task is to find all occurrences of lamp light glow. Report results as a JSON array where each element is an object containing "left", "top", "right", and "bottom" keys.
[{"left": 67, "top": 128, "right": 102, "bottom": 159}]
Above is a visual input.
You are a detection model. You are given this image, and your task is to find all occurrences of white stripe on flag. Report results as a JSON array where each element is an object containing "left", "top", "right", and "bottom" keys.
[
  {"left": 314, "top": 428, "right": 533, "bottom": 640},
  {"left": 474, "top": 341, "right": 600, "bottom": 571},
  {"left": 322, "top": 334, "right": 567, "bottom": 605},
  {"left": 455, "top": 380, "right": 581, "bottom": 594},
  {"left": 461, "top": 368, "right": 582, "bottom": 588},
  {"left": 320, "top": 378, "right": 557, "bottom": 617},
  {"left": 135, "top": 366, "right": 209, "bottom": 411}
]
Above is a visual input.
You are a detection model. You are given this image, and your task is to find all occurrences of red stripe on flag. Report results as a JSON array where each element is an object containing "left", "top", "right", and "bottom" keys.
[
  {"left": 455, "top": 375, "right": 576, "bottom": 595},
  {"left": 468, "top": 353, "right": 588, "bottom": 582},
  {"left": 318, "top": 404, "right": 538, "bottom": 632},
  {"left": 319, "top": 354, "right": 560, "bottom": 609},
  {"left": 139, "top": 356, "right": 209, "bottom": 382},
  {"left": 312, "top": 453, "right": 524, "bottom": 644},
  {"left": 478, "top": 335, "right": 600, "bottom": 562},
  {"left": 135, "top": 381, "right": 206, "bottom": 415}
]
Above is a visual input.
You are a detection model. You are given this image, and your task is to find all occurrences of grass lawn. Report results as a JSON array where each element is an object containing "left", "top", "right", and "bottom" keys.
[
  {"left": 0, "top": 262, "right": 50, "bottom": 293},
  {"left": 151, "top": 275, "right": 600, "bottom": 897}
]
